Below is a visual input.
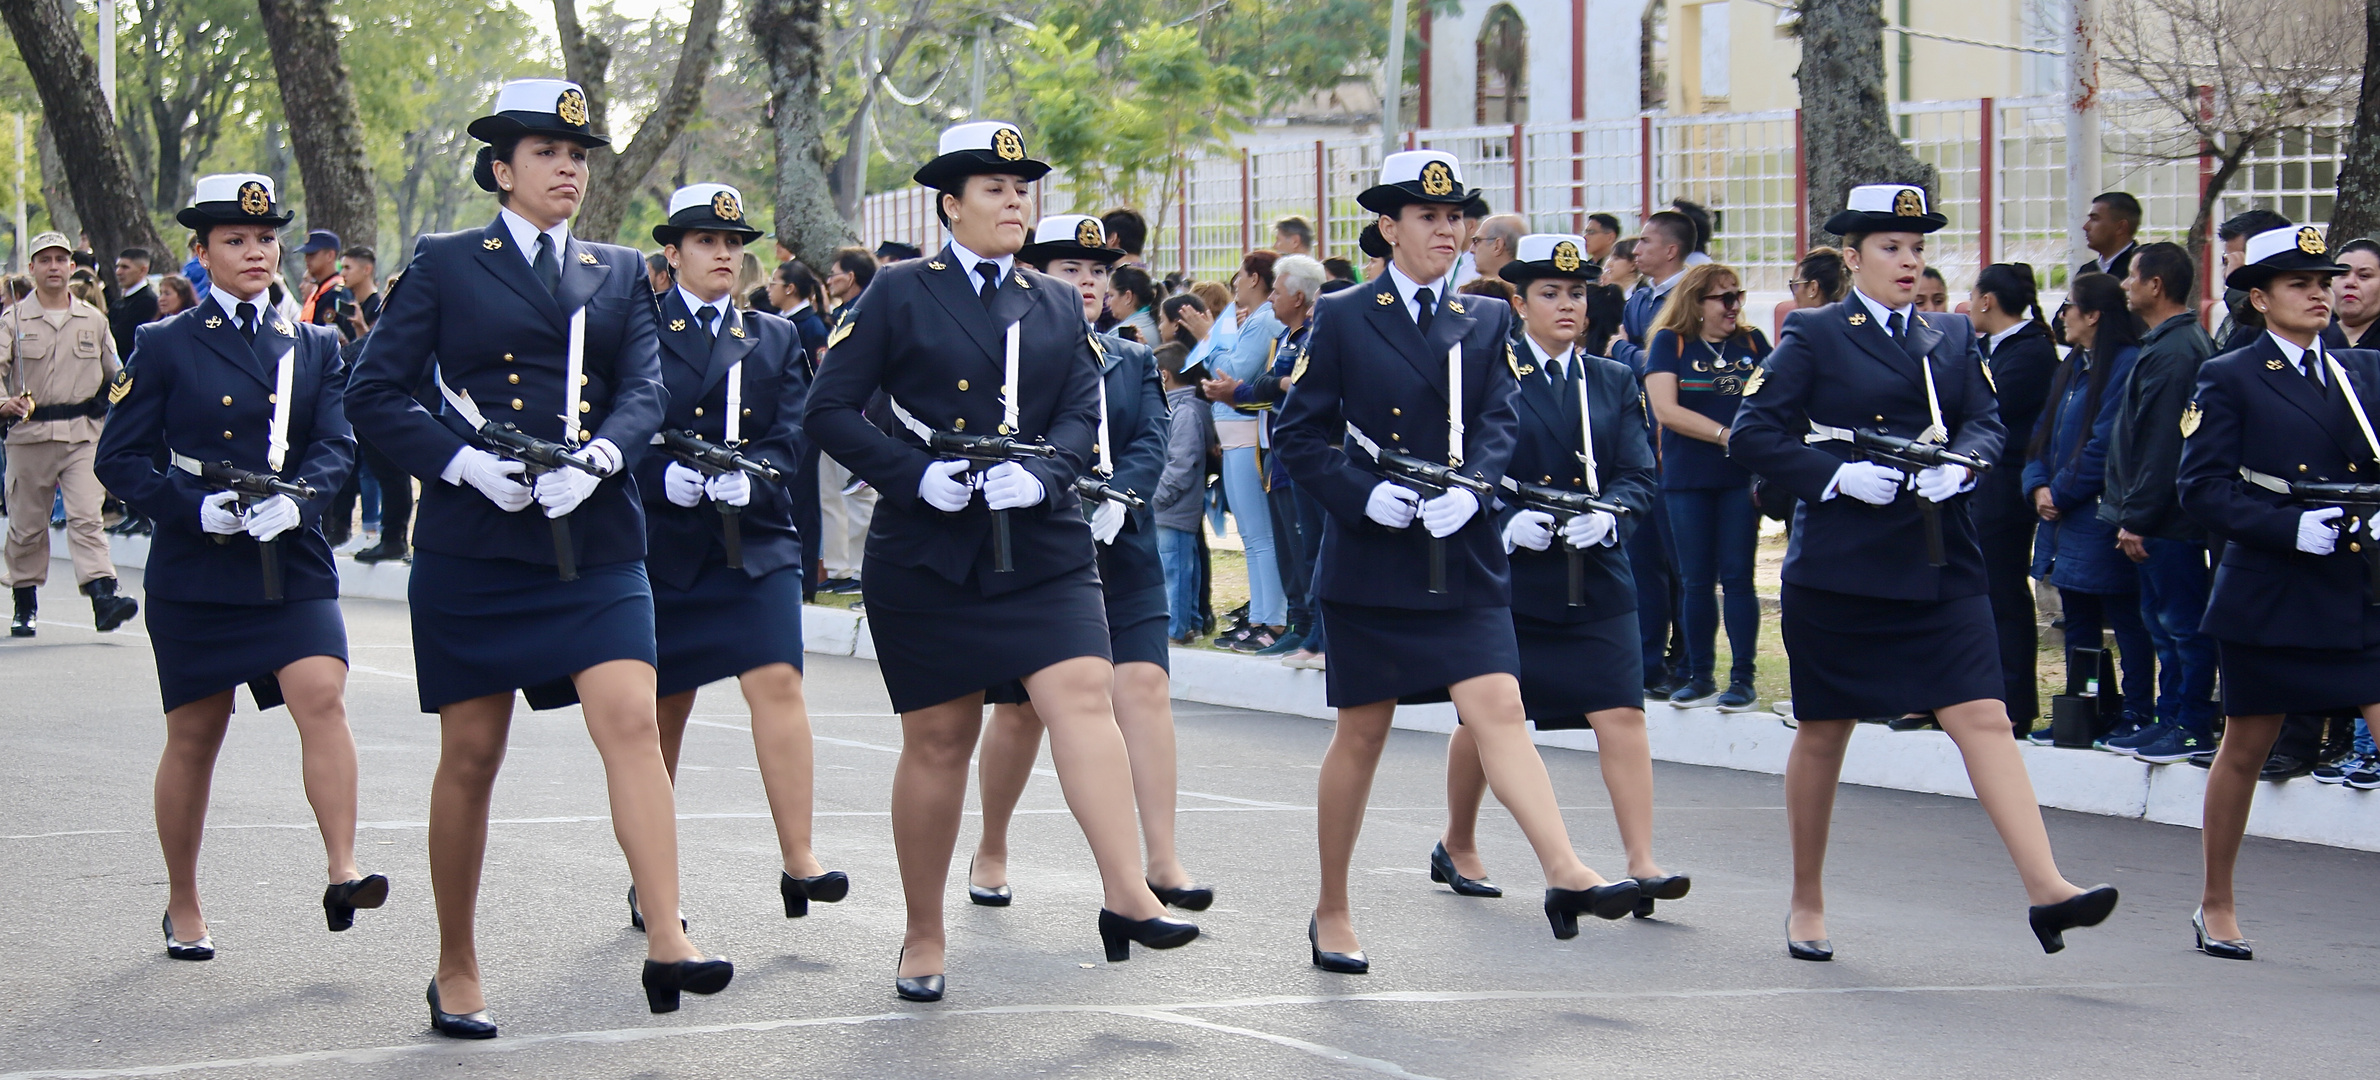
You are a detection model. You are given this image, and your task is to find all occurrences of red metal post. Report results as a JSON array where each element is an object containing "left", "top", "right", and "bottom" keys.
[
  {"left": 1406, "top": 130, "right": 1417, "bottom": 151},
  {"left": 1793, "top": 109, "right": 1807, "bottom": 259},
  {"left": 1511, "top": 124, "right": 1527, "bottom": 217},
  {"left": 1977, "top": 98, "right": 1996, "bottom": 267},
  {"left": 1239, "top": 149, "right": 1252, "bottom": 255},
  {"left": 1316, "top": 140, "right": 1328, "bottom": 258},
  {"left": 1639, "top": 116, "right": 1654, "bottom": 222}
]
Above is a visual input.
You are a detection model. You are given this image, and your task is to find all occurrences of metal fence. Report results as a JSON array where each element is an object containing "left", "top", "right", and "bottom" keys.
[{"left": 862, "top": 94, "right": 2351, "bottom": 296}]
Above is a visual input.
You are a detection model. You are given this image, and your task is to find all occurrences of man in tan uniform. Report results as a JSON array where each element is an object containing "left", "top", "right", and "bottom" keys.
[{"left": 4, "top": 232, "right": 139, "bottom": 636}]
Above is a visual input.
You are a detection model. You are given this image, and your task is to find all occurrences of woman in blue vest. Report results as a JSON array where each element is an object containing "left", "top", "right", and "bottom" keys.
[
  {"left": 96, "top": 173, "right": 382, "bottom": 962},
  {"left": 347, "top": 79, "right": 729, "bottom": 1035}
]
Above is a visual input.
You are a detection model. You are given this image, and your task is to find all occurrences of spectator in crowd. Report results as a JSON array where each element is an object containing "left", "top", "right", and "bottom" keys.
[
  {"left": 2328, "top": 238, "right": 2380, "bottom": 348},
  {"left": 2100, "top": 242, "right": 2219, "bottom": 763},
  {"left": 1775, "top": 246, "right": 1846, "bottom": 336},
  {"left": 2025, "top": 273, "right": 2151, "bottom": 747},
  {"left": 815, "top": 245, "right": 881, "bottom": 593},
  {"left": 2215, "top": 209, "right": 2291, "bottom": 349},
  {"left": 1152, "top": 294, "right": 1215, "bottom": 644},
  {"left": 108, "top": 247, "right": 158, "bottom": 354},
  {"left": 2080, "top": 191, "right": 2143, "bottom": 280},
  {"left": 1916, "top": 267, "right": 1950, "bottom": 313},
  {"left": 1642, "top": 262, "right": 1767, "bottom": 711},
  {"left": 825, "top": 246, "right": 875, "bottom": 321},
  {"left": 1321, "top": 256, "right": 1357, "bottom": 289},
  {"left": 179, "top": 235, "right": 208, "bottom": 293},
  {"left": 733, "top": 251, "right": 767, "bottom": 310},
  {"left": 646, "top": 251, "right": 673, "bottom": 297},
  {"left": 1206, "top": 254, "right": 1327, "bottom": 659},
  {"left": 5, "top": 274, "right": 32, "bottom": 304},
  {"left": 1470, "top": 214, "right": 1526, "bottom": 284},
  {"left": 1183, "top": 279, "right": 1238, "bottom": 381},
  {"left": 1968, "top": 262, "right": 2058, "bottom": 731},
  {"left": 769, "top": 258, "right": 831, "bottom": 599},
  {"left": 1603, "top": 237, "right": 1640, "bottom": 293},
  {"left": 153, "top": 274, "right": 196, "bottom": 318},
  {"left": 1103, "top": 208, "right": 1149, "bottom": 268},
  {"left": 1106, "top": 263, "right": 1160, "bottom": 344},
  {"left": 768, "top": 260, "right": 832, "bottom": 355},
  {"left": 1203, "top": 250, "right": 1287, "bottom": 650},
  {"left": 1611, "top": 210, "right": 1698, "bottom": 695},
  {"left": 1457, "top": 276, "right": 1515, "bottom": 303},
  {"left": 341, "top": 246, "right": 382, "bottom": 330},
  {"left": 294, "top": 230, "right": 356, "bottom": 340},
  {"left": 1449, "top": 198, "right": 1489, "bottom": 286},
  {"left": 872, "top": 241, "right": 922, "bottom": 264},
  {"left": 1670, "top": 199, "right": 1714, "bottom": 265},
  {"left": 1583, "top": 212, "right": 1622, "bottom": 267},
  {"left": 1273, "top": 216, "right": 1314, "bottom": 257}
]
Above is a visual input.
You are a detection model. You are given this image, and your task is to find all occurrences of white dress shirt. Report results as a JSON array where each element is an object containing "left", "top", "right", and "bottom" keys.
[
  {"left": 945, "top": 237, "right": 1014, "bottom": 294},
  {"left": 1850, "top": 286, "right": 1918, "bottom": 332},
  {"left": 1986, "top": 317, "right": 2033, "bottom": 355},
  {"left": 499, "top": 206, "right": 571, "bottom": 269},
  {"left": 207, "top": 282, "right": 268, "bottom": 329},
  {"left": 2268, "top": 330, "right": 2328, "bottom": 386},
  {"left": 1384, "top": 260, "right": 1456, "bottom": 327},
  {"left": 674, "top": 285, "right": 732, "bottom": 334}
]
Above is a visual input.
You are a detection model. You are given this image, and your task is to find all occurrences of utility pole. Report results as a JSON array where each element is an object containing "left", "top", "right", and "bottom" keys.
[
  {"left": 968, "top": 31, "right": 985, "bottom": 117},
  {"left": 2067, "top": 0, "right": 2102, "bottom": 276},
  {"left": 853, "top": 18, "right": 878, "bottom": 206},
  {"left": 98, "top": 0, "right": 116, "bottom": 113},
  {"left": 1380, "top": 0, "right": 1408, "bottom": 156},
  {"left": 13, "top": 115, "right": 24, "bottom": 272}
]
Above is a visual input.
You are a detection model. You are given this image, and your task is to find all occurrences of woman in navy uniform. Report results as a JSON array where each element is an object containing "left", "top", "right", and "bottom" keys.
[
  {"left": 969, "top": 215, "right": 1209, "bottom": 911},
  {"left": 1729, "top": 184, "right": 2117, "bottom": 961},
  {"left": 347, "top": 80, "right": 729, "bottom": 1034},
  {"left": 637, "top": 183, "right": 848, "bottom": 928},
  {"left": 2178, "top": 224, "right": 2380, "bottom": 960},
  {"left": 1433, "top": 234, "right": 1689, "bottom": 915},
  {"left": 1276, "top": 154, "right": 1643, "bottom": 974},
  {"left": 96, "top": 173, "right": 384, "bottom": 961},
  {"left": 805, "top": 122, "right": 1196, "bottom": 1002}
]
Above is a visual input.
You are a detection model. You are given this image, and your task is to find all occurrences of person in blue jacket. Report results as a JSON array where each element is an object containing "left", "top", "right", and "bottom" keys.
[
  {"left": 96, "top": 172, "right": 384, "bottom": 962},
  {"left": 2021, "top": 272, "right": 2150, "bottom": 746},
  {"left": 345, "top": 79, "right": 729, "bottom": 1035},
  {"left": 970, "top": 214, "right": 1210, "bottom": 913},
  {"left": 1728, "top": 184, "right": 2117, "bottom": 962},
  {"left": 638, "top": 183, "right": 848, "bottom": 931}
]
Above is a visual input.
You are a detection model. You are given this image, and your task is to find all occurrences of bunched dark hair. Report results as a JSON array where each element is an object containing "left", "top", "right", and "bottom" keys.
[{"left": 1975, "top": 262, "right": 2046, "bottom": 328}]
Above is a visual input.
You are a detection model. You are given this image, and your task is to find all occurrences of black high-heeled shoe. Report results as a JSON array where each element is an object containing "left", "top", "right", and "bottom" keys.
[
  {"left": 2192, "top": 908, "right": 2252, "bottom": 960},
  {"left": 966, "top": 859, "right": 1011, "bottom": 907},
  {"left": 1543, "top": 880, "right": 1641, "bottom": 940},
  {"left": 626, "top": 885, "right": 686, "bottom": 933},
  {"left": 427, "top": 978, "right": 497, "bottom": 1039},
  {"left": 780, "top": 870, "right": 850, "bottom": 918},
  {"left": 161, "top": 912, "right": 213, "bottom": 961},
  {"left": 895, "top": 946, "right": 944, "bottom": 1002},
  {"left": 1148, "top": 880, "right": 1215, "bottom": 911},
  {"left": 641, "top": 956, "right": 734, "bottom": 1014},
  {"left": 2028, "top": 884, "right": 2118, "bottom": 954},
  {"left": 323, "top": 874, "right": 389, "bottom": 932},
  {"left": 1786, "top": 914, "right": 1833, "bottom": 961},
  {"left": 1428, "top": 842, "right": 1503, "bottom": 898},
  {"left": 1308, "top": 916, "right": 1369, "bottom": 974},
  {"left": 1630, "top": 873, "right": 1692, "bottom": 918},
  {"left": 1098, "top": 908, "right": 1198, "bottom": 962}
]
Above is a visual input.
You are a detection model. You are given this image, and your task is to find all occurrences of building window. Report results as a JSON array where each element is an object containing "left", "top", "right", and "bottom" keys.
[{"left": 1477, "top": 4, "right": 1529, "bottom": 124}]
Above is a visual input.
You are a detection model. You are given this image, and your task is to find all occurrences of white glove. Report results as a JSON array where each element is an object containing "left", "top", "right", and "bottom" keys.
[
  {"left": 449, "top": 446, "right": 532, "bottom": 512},
  {"left": 531, "top": 441, "right": 617, "bottom": 519},
  {"left": 1826, "top": 461, "right": 1904, "bottom": 506},
  {"left": 1090, "top": 498, "right": 1127, "bottom": 544},
  {"left": 705, "top": 470, "right": 752, "bottom": 507},
  {"left": 2298, "top": 506, "right": 2345, "bottom": 555},
  {"left": 1502, "top": 508, "right": 1556, "bottom": 552},
  {"left": 920, "top": 459, "right": 973, "bottom": 512},
  {"left": 243, "top": 493, "right": 300, "bottom": 542},
  {"left": 1421, "top": 488, "right": 1480, "bottom": 538},
  {"left": 200, "top": 490, "right": 245, "bottom": 535},
  {"left": 1914, "top": 463, "right": 1971, "bottom": 503},
  {"left": 1365, "top": 481, "right": 1421, "bottom": 528},
  {"left": 980, "top": 460, "right": 1046, "bottom": 510},
  {"left": 664, "top": 461, "right": 707, "bottom": 507},
  {"left": 2369, "top": 513, "right": 2380, "bottom": 542},
  {"left": 1565, "top": 509, "right": 1619, "bottom": 549}
]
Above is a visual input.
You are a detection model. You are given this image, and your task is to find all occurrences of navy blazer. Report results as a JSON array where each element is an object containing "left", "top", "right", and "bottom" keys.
[
  {"left": 96, "top": 299, "right": 356, "bottom": 604},
  {"left": 1972, "top": 320, "right": 2060, "bottom": 537},
  {"left": 1275, "top": 274, "right": 1521, "bottom": 610},
  {"left": 347, "top": 218, "right": 666, "bottom": 568},
  {"left": 1092, "top": 330, "right": 1169, "bottom": 598},
  {"left": 635, "top": 292, "right": 810, "bottom": 591},
  {"left": 1728, "top": 302, "right": 2004, "bottom": 602},
  {"left": 2177, "top": 335, "right": 2380, "bottom": 648},
  {"left": 803, "top": 247, "right": 1103, "bottom": 594},
  {"left": 1493, "top": 341, "right": 1657, "bottom": 623}
]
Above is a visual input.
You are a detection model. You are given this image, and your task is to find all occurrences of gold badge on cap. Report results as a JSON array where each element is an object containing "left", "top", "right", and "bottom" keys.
[
  {"left": 556, "top": 88, "right": 590, "bottom": 127},
  {"left": 2299, "top": 226, "right": 2327, "bottom": 255},
  {"left": 992, "top": 127, "right": 1025, "bottom": 161},
  {"left": 2180, "top": 401, "right": 2203, "bottom": 437},
  {"left": 1893, "top": 188, "right": 1924, "bottom": 216},
  {"left": 712, "top": 190, "right": 743, "bottom": 221},
  {"left": 238, "top": 181, "right": 271, "bottom": 216},
  {"left": 1419, "top": 160, "right": 1455, "bottom": 197},
  {"left": 1552, "top": 241, "right": 1582, "bottom": 272},
  {"left": 1074, "top": 218, "right": 1103, "bottom": 247}
]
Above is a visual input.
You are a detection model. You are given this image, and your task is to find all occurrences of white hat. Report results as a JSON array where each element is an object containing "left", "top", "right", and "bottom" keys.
[
  {"left": 1019, "top": 214, "right": 1121, "bottom": 266},
  {"left": 1499, "top": 234, "right": 1602, "bottom": 283},
  {"left": 653, "top": 183, "right": 763, "bottom": 244},
  {"left": 178, "top": 173, "right": 290, "bottom": 229},
  {"left": 1825, "top": 183, "right": 1945, "bottom": 235},
  {"left": 467, "top": 78, "right": 607, "bottom": 148},
  {"left": 915, "top": 121, "right": 1049, "bottom": 189},
  {"left": 1359, "top": 150, "right": 1474, "bottom": 214},
  {"left": 2227, "top": 223, "right": 2348, "bottom": 290}
]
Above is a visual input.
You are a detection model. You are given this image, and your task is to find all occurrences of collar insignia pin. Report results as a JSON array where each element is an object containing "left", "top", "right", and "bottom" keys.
[
  {"left": 669, "top": 319, "right": 687, "bottom": 331},
  {"left": 204, "top": 316, "right": 223, "bottom": 328},
  {"left": 1376, "top": 292, "right": 1394, "bottom": 305},
  {"left": 1848, "top": 313, "right": 1868, "bottom": 326},
  {"left": 275, "top": 321, "right": 292, "bottom": 336},
  {"left": 1447, "top": 300, "right": 1464, "bottom": 314},
  {"left": 483, "top": 237, "right": 503, "bottom": 250},
  {"left": 577, "top": 251, "right": 597, "bottom": 265},
  {"left": 928, "top": 260, "right": 947, "bottom": 270},
  {"left": 2269, "top": 358, "right": 2287, "bottom": 370},
  {"left": 730, "top": 325, "right": 746, "bottom": 338}
]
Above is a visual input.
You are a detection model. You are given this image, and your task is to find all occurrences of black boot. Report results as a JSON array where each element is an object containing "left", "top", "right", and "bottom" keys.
[
  {"left": 83, "top": 577, "right": 138, "bottom": 633},
  {"left": 10, "top": 586, "right": 34, "bottom": 637}
]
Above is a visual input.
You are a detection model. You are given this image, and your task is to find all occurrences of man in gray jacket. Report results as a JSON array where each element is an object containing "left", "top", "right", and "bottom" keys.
[{"left": 1153, "top": 345, "right": 1213, "bottom": 644}]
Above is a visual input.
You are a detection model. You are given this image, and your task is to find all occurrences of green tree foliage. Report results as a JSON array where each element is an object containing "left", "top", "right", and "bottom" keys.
[{"left": 1017, "top": 22, "right": 1251, "bottom": 214}]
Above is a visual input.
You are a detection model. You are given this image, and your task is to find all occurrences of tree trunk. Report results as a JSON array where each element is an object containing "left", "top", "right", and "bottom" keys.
[
  {"left": 751, "top": 0, "right": 859, "bottom": 269},
  {"left": 2331, "top": 0, "right": 2380, "bottom": 243},
  {"left": 0, "top": 0, "right": 164, "bottom": 269},
  {"left": 35, "top": 122, "right": 81, "bottom": 247},
  {"left": 256, "top": 0, "right": 378, "bottom": 250},
  {"left": 2190, "top": 134, "right": 2259, "bottom": 261},
  {"left": 1793, "top": 0, "right": 1937, "bottom": 244},
  {"left": 554, "top": 0, "right": 726, "bottom": 243}
]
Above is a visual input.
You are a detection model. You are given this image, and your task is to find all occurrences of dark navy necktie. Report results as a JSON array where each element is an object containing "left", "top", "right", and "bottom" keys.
[
  {"left": 235, "top": 301, "right": 257, "bottom": 342},
  {"left": 976, "top": 261, "right": 1001, "bottom": 307},
  {"left": 533, "top": 233, "right": 561, "bottom": 296},
  {"left": 1413, "top": 287, "right": 1435, "bottom": 337},
  {"left": 1886, "top": 311, "right": 1905, "bottom": 341}
]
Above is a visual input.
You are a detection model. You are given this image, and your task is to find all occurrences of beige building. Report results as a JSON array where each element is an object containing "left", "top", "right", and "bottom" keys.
[{"left": 1658, "top": 0, "right": 2061, "bottom": 115}]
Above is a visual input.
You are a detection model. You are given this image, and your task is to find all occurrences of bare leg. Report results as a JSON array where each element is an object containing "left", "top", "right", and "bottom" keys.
[
  {"left": 277, "top": 656, "right": 363, "bottom": 883},
  {"left": 1112, "top": 661, "right": 1192, "bottom": 889},
  {"left": 156, "top": 691, "right": 235, "bottom": 940},
  {"left": 1446, "top": 674, "right": 1601, "bottom": 890},
  {"left": 1020, "top": 656, "right": 1166, "bottom": 919},
  {"left": 1586, "top": 707, "right": 1665, "bottom": 879},
  {"left": 657, "top": 690, "right": 697, "bottom": 781},
  {"left": 1438, "top": 722, "right": 1492, "bottom": 879},
  {"left": 1314, "top": 700, "right": 1395, "bottom": 955},
  {"left": 892, "top": 697, "right": 984, "bottom": 978},
  {"left": 430, "top": 693, "right": 513, "bottom": 1015},
  {"left": 1935, "top": 698, "right": 2087, "bottom": 905},
  {"left": 2199, "top": 712, "right": 2285, "bottom": 940},
  {"left": 742, "top": 663, "right": 824, "bottom": 878},
  {"left": 573, "top": 659, "right": 705, "bottom": 965},
  {"left": 1785, "top": 718, "right": 1855, "bottom": 943},
  {"left": 972, "top": 702, "right": 1044, "bottom": 891}
]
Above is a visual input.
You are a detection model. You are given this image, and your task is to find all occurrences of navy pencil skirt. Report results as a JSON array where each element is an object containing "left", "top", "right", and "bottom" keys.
[
  {"left": 146, "top": 596, "right": 347, "bottom": 713},
  {"left": 1780, "top": 583, "right": 2001, "bottom": 721},
  {"left": 864, "top": 558, "right": 1111, "bottom": 714},
  {"left": 1516, "top": 609, "right": 1646, "bottom": 729},
  {"left": 1321, "top": 600, "right": 1520, "bottom": 708},
  {"left": 653, "top": 558, "right": 805, "bottom": 698},
  {"left": 407, "top": 551, "right": 656, "bottom": 713}
]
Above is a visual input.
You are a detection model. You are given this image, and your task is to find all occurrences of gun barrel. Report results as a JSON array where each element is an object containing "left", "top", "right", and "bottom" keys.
[
  {"left": 1854, "top": 429, "right": 1992, "bottom": 474},
  {"left": 482, "top": 422, "right": 614, "bottom": 477},
  {"left": 928, "top": 431, "right": 1059, "bottom": 462},
  {"left": 1075, "top": 476, "right": 1148, "bottom": 511},
  {"left": 662, "top": 430, "right": 783, "bottom": 483}
]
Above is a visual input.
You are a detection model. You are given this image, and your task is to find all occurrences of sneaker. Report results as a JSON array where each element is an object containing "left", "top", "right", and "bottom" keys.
[
  {"left": 1668, "top": 678, "right": 1721, "bottom": 708},
  {"left": 2133, "top": 727, "right": 2211, "bottom": 765},
  {"left": 2314, "top": 755, "right": 2356, "bottom": 784},
  {"left": 1773, "top": 699, "right": 1794, "bottom": 719},
  {"left": 1646, "top": 673, "right": 1690, "bottom": 699},
  {"left": 1251, "top": 631, "right": 1306, "bottom": 657},
  {"left": 2348, "top": 756, "right": 2380, "bottom": 790},
  {"left": 1227, "top": 627, "right": 1281, "bottom": 653},
  {"left": 2095, "top": 721, "right": 2156, "bottom": 755},
  {"left": 334, "top": 533, "right": 375, "bottom": 555},
  {"left": 1283, "top": 651, "right": 1326, "bottom": 671},
  {"left": 2027, "top": 728, "right": 2057, "bottom": 746},
  {"left": 1715, "top": 683, "right": 1759, "bottom": 712}
]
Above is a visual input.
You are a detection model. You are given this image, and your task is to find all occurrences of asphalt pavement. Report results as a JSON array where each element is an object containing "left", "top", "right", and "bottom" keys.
[{"left": 4, "top": 566, "right": 2376, "bottom": 1079}]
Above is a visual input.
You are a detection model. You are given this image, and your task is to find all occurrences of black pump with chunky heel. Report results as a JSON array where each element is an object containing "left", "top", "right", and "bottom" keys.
[
  {"left": 2027, "top": 884, "right": 2118, "bottom": 954},
  {"left": 427, "top": 979, "right": 497, "bottom": 1039},
  {"left": 1148, "top": 880, "right": 1215, "bottom": 911},
  {"left": 780, "top": 870, "right": 850, "bottom": 918},
  {"left": 1543, "top": 880, "right": 1640, "bottom": 940},
  {"left": 641, "top": 957, "right": 734, "bottom": 1013},
  {"left": 323, "top": 874, "right": 389, "bottom": 932},
  {"left": 1307, "top": 916, "right": 1369, "bottom": 974},
  {"left": 1629, "top": 874, "right": 1691, "bottom": 918},
  {"left": 1097, "top": 909, "right": 1199, "bottom": 961},
  {"left": 1428, "top": 842, "right": 1503, "bottom": 898}
]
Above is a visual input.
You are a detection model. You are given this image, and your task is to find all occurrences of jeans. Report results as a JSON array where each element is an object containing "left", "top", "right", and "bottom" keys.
[
  {"left": 358, "top": 468, "right": 382, "bottom": 530},
  {"left": 1158, "top": 527, "right": 1205, "bottom": 641},
  {"left": 1267, "top": 481, "right": 1312, "bottom": 636},
  {"left": 1221, "top": 446, "right": 1284, "bottom": 626},
  {"left": 1296, "top": 484, "right": 1329, "bottom": 654},
  {"left": 2059, "top": 587, "right": 2156, "bottom": 730},
  {"left": 2137, "top": 537, "right": 2219, "bottom": 738},
  {"left": 1665, "top": 486, "right": 1760, "bottom": 685},
  {"left": 1628, "top": 486, "right": 1684, "bottom": 682}
]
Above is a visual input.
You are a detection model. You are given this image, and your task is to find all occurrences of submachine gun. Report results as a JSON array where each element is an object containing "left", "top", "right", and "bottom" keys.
[
  {"left": 1850, "top": 428, "right": 1993, "bottom": 568},
  {"left": 657, "top": 430, "right": 784, "bottom": 569},
  {"left": 197, "top": 461, "right": 318, "bottom": 602},
  {"left": 1500, "top": 478, "right": 1634, "bottom": 608},
  {"left": 478, "top": 421, "right": 616, "bottom": 582},
  {"left": 2292, "top": 481, "right": 2380, "bottom": 598},
  {"left": 927, "top": 430, "right": 1059, "bottom": 573},
  {"left": 1376, "top": 448, "right": 1498, "bottom": 595}
]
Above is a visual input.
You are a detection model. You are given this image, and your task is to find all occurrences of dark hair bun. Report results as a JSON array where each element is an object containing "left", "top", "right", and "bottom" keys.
[{"left": 473, "top": 145, "right": 501, "bottom": 193}]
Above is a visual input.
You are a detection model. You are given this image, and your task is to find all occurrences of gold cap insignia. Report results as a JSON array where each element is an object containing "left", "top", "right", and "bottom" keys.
[
  {"left": 1552, "top": 241, "right": 1582, "bottom": 273},
  {"left": 556, "top": 88, "right": 589, "bottom": 127},
  {"left": 2180, "top": 401, "right": 2203, "bottom": 437},
  {"left": 2299, "top": 226, "right": 2327, "bottom": 255},
  {"left": 1893, "top": 188, "right": 1924, "bottom": 216},
  {"left": 237, "top": 181, "right": 272, "bottom": 216},
  {"left": 992, "top": 127, "right": 1025, "bottom": 161},
  {"left": 669, "top": 319, "right": 687, "bottom": 331},
  {"left": 1419, "top": 160, "right": 1456, "bottom": 197},
  {"left": 577, "top": 251, "right": 598, "bottom": 264},
  {"left": 1848, "top": 312, "right": 1868, "bottom": 326},
  {"left": 1075, "top": 218, "right": 1103, "bottom": 247},
  {"left": 483, "top": 237, "right": 504, "bottom": 250},
  {"left": 107, "top": 370, "right": 134, "bottom": 405},
  {"left": 711, "top": 190, "right": 743, "bottom": 222},
  {"left": 1743, "top": 368, "right": 1767, "bottom": 396}
]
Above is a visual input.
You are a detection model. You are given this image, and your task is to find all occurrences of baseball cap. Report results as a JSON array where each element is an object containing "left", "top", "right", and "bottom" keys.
[
  {"left": 298, "top": 229, "right": 342, "bottom": 255},
  {"left": 27, "top": 231, "right": 71, "bottom": 259}
]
